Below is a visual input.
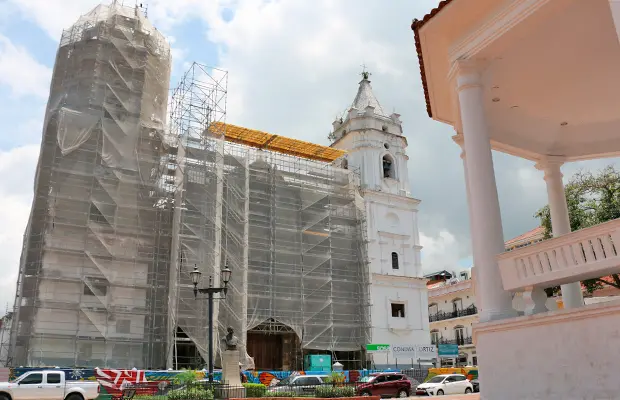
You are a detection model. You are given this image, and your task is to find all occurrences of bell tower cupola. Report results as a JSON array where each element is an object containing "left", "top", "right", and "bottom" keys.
[{"left": 330, "top": 70, "right": 411, "bottom": 197}]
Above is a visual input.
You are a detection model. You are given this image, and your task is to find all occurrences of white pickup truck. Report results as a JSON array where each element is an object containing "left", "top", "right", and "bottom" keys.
[{"left": 0, "top": 370, "right": 100, "bottom": 400}]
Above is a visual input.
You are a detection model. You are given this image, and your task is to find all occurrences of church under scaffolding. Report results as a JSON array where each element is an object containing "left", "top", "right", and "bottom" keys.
[{"left": 8, "top": 2, "right": 371, "bottom": 371}]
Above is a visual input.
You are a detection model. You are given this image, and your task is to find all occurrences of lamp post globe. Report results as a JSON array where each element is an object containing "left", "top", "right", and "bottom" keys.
[
  {"left": 221, "top": 265, "right": 232, "bottom": 285},
  {"left": 190, "top": 265, "right": 201, "bottom": 286}
]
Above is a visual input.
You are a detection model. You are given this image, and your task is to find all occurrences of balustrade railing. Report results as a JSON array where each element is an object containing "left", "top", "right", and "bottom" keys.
[
  {"left": 429, "top": 305, "right": 477, "bottom": 322},
  {"left": 431, "top": 336, "right": 473, "bottom": 346},
  {"left": 498, "top": 218, "right": 620, "bottom": 291}
]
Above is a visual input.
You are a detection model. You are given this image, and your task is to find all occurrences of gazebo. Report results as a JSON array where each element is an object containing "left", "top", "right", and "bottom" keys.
[{"left": 413, "top": 0, "right": 620, "bottom": 398}]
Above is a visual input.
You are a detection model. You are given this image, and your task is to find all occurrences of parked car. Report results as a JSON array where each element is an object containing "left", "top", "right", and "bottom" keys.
[
  {"left": 267, "top": 375, "right": 329, "bottom": 396},
  {"left": 471, "top": 379, "right": 479, "bottom": 393},
  {"left": 0, "top": 369, "right": 100, "bottom": 400},
  {"left": 356, "top": 372, "right": 411, "bottom": 398},
  {"left": 415, "top": 374, "right": 473, "bottom": 396}
]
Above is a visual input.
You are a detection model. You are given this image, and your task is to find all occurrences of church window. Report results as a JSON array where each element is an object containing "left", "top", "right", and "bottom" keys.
[
  {"left": 384, "top": 143, "right": 389, "bottom": 149},
  {"left": 382, "top": 125, "right": 388, "bottom": 132},
  {"left": 454, "top": 325, "right": 466, "bottom": 346},
  {"left": 431, "top": 330, "right": 440, "bottom": 345},
  {"left": 382, "top": 154, "right": 395, "bottom": 179},
  {"left": 391, "top": 252, "right": 399, "bottom": 269},
  {"left": 342, "top": 159, "right": 348, "bottom": 170},
  {"left": 391, "top": 303, "right": 405, "bottom": 318}
]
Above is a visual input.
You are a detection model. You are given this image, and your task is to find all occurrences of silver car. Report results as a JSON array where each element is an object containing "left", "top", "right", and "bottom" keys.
[{"left": 268, "top": 375, "right": 329, "bottom": 396}]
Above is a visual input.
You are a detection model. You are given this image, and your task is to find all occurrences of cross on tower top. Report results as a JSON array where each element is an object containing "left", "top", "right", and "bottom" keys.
[{"left": 360, "top": 64, "right": 371, "bottom": 80}]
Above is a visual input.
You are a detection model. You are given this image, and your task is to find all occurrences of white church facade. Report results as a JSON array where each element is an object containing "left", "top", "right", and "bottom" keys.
[{"left": 331, "top": 73, "right": 431, "bottom": 367}]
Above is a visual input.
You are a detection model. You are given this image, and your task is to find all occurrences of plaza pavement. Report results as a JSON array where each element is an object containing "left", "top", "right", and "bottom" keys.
[{"left": 409, "top": 394, "right": 480, "bottom": 399}]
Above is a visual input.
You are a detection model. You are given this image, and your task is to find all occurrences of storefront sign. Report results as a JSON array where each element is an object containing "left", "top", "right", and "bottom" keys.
[
  {"left": 392, "top": 344, "right": 437, "bottom": 360},
  {"left": 366, "top": 344, "right": 390, "bottom": 352},
  {"left": 415, "top": 345, "right": 438, "bottom": 360},
  {"left": 438, "top": 344, "right": 459, "bottom": 358}
]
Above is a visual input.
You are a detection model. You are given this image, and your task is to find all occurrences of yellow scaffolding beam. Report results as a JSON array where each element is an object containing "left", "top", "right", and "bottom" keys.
[{"left": 209, "top": 122, "right": 346, "bottom": 163}]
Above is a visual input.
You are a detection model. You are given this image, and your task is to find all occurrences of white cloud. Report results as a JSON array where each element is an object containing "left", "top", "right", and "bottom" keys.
[
  {"left": 420, "top": 231, "right": 470, "bottom": 274},
  {"left": 6, "top": 0, "right": 100, "bottom": 39},
  {"left": 197, "top": 0, "right": 422, "bottom": 137},
  {"left": 0, "top": 34, "right": 52, "bottom": 98},
  {"left": 0, "top": 144, "right": 39, "bottom": 312},
  {"left": 6, "top": 0, "right": 208, "bottom": 40}
]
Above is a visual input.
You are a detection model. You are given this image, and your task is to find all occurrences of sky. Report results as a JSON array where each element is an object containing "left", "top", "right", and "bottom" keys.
[{"left": 0, "top": 0, "right": 617, "bottom": 313}]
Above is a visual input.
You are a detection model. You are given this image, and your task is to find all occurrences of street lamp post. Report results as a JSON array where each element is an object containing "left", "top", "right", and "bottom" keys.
[{"left": 190, "top": 263, "right": 232, "bottom": 383}]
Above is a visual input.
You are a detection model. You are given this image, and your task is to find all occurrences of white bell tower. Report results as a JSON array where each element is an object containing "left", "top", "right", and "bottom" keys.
[{"left": 330, "top": 71, "right": 430, "bottom": 368}]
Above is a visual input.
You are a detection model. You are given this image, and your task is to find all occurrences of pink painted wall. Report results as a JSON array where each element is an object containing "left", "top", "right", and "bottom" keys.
[{"left": 476, "top": 300, "right": 620, "bottom": 399}]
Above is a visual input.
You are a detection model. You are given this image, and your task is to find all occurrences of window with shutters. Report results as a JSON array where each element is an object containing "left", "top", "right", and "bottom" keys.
[{"left": 391, "top": 252, "right": 399, "bottom": 269}]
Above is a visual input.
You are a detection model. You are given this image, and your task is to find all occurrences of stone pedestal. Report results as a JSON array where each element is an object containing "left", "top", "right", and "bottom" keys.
[
  {"left": 221, "top": 349, "right": 243, "bottom": 386},
  {"left": 217, "top": 350, "right": 246, "bottom": 399}
]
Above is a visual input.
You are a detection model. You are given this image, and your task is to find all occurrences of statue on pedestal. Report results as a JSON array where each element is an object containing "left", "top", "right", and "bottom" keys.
[
  {"left": 220, "top": 326, "right": 245, "bottom": 392},
  {"left": 224, "top": 326, "right": 238, "bottom": 351}
]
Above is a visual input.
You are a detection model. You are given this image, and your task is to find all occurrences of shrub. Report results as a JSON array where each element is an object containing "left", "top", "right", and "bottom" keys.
[
  {"left": 268, "top": 391, "right": 297, "bottom": 397},
  {"left": 168, "top": 387, "right": 214, "bottom": 400},
  {"left": 173, "top": 370, "right": 199, "bottom": 385},
  {"left": 243, "top": 383, "right": 267, "bottom": 398},
  {"left": 316, "top": 386, "right": 355, "bottom": 398},
  {"left": 323, "top": 372, "right": 346, "bottom": 385}
]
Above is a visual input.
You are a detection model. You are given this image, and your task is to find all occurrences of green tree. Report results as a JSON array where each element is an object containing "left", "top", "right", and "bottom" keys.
[{"left": 534, "top": 165, "right": 620, "bottom": 295}]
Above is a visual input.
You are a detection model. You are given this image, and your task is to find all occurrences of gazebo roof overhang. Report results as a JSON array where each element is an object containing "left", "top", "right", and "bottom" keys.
[{"left": 413, "top": 0, "right": 620, "bottom": 162}]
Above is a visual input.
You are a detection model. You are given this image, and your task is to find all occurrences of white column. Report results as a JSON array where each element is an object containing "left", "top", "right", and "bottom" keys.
[
  {"left": 454, "top": 60, "right": 517, "bottom": 322},
  {"left": 454, "top": 134, "right": 485, "bottom": 314},
  {"left": 535, "top": 160, "right": 584, "bottom": 309},
  {"left": 453, "top": 135, "right": 477, "bottom": 254}
]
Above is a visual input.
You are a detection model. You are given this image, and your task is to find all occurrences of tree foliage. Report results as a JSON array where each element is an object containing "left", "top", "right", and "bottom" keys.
[{"left": 534, "top": 165, "right": 620, "bottom": 294}]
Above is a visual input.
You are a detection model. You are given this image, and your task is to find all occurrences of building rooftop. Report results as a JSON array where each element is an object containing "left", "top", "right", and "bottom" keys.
[
  {"left": 411, "top": 0, "right": 455, "bottom": 118},
  {"left": 504, "top": 226, "right": 545, "bottom": 251},
  {"left": 209, "top": 122, "right": 346, "bottom": 163},
  {"left": 428, "top": 278, "right": 473, "bottom": 298},
  {"left": 351, "top": 75, "right": 388, "bottom": 117}
]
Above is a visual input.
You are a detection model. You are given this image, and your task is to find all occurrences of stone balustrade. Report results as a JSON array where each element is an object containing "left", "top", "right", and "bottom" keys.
[{"left": 498, "top": 218, "right": 620, "bottom": 292}]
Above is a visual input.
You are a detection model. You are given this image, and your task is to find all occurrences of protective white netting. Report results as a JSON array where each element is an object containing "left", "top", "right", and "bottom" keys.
[
  {"left": 170, "top": 131, "right": 371, "bottom": 369},
  {"left": 9, "top": 2, "right": 172, "bottom": 368}
]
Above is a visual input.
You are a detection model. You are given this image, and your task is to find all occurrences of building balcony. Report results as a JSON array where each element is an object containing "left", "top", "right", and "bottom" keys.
[
  {"left": 498, "top": 219, "right": 620, "bottom": 292},
  {"left": 431, "top": 336, "right": 473, "bottom": 346},
  {"left": 428, "top": 278, "right": 472, "bottom": 298},
  {"left": 429, "top": 305, "right": 477, "bottom": 322}
]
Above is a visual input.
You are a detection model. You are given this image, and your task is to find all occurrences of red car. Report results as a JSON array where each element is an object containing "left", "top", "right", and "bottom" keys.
[{"left": 355, "top": 373, "right": 411, "bottom": 398}]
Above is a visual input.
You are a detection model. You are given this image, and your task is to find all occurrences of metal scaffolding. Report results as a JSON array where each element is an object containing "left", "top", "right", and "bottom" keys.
[
  {"left": 8, "top": 2, "right": 172, "bottom": 368},
  {"left": 166, "top": 63, "right": 232, "bottom": 369},
  {"left": 0, "top": 307, "right": 12, "bottom": 367},
  {"left": 167, "top": 64, "right": 371, "bottom": 369},
  {"left": 9, "top": 3, "right": 371, "bottom": 370}
]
